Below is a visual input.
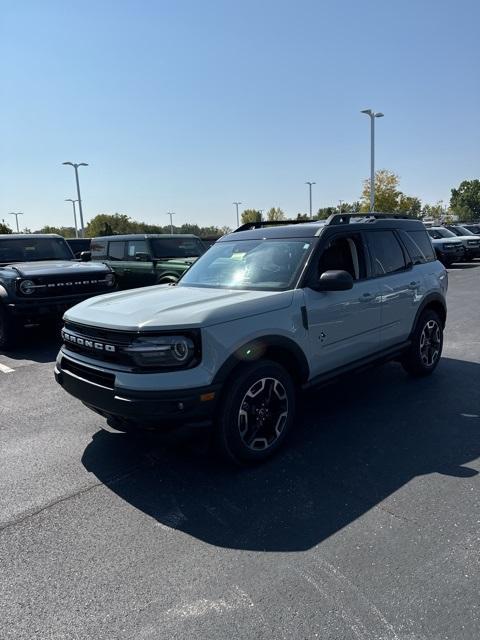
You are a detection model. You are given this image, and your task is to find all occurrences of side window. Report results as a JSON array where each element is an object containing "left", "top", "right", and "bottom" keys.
[
  {"left": 400, "top": 230, "right": 436, "bottom": 264},
  {"left": 367, "top": 231, "right": 407, "bottom": 276},
  {"left": 108, "top": 241, "right": 126, "bottom": 260},
  {"left": 318, "top": 234, "right": 367, "bottom": 280},
  {"left": 127, "top": 240, "right": 150, "bottom": 260},
  {"left": 91, "top": 239, "right": 107, "bottom": 258}
]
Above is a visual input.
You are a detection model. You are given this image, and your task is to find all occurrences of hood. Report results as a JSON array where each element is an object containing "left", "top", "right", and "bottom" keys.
[
  {"left": 430, "top": 237, "right": 463, "bottom": 245},
  {"left": 454, "top": 235, "right": 480, "bottom": 243},
  {"left": 1, "top": 260, "right": 110, "bottom": 277},
  {"left": 65, "top": 284, "right": 294, "bottom": 331}
]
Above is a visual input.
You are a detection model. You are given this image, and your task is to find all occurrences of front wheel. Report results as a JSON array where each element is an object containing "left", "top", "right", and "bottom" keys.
[
  {"left": 215, "top": 360, "right": 296, "bottom": 465},
  {"left": 401, "top": 309, "right": 443, "bottom": 377}
]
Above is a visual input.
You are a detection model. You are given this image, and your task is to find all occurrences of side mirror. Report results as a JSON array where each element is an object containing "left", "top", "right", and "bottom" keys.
[
  {"left": 313, "top": 270, "right": 354, "bottom": 292},
  {"left": 135, "top": 252, "right": 151, "bottom": 262},
  {"left": 80, "top": 251, "right": 91, "bottom": 262}
]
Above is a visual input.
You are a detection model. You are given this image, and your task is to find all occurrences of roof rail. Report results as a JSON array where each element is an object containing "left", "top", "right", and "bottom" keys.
[
  {"left": 233, "top": 219, "right": 314, "bottom": 233},
  {"left": 326, "top": 212, "right": 415, "bottom": 225}
]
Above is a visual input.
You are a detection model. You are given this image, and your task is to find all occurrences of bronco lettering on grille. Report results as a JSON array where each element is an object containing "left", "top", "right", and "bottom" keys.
[{"left": 62, "top": 330, "right": 116, "bottom": 352}]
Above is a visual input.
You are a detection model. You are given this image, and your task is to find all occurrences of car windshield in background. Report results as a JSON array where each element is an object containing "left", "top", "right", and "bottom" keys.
[
  {"left": 151, "top": 238, "right": 204, "bottom": 259},
  {"left": 0, "top": 238, "right": 72, "bottom": 263},
  {"left": 179, "top": 239, "right": 312, "bottom": 291},
  {"left": 428, "top": 228, "right": 456, "bottom": 240},
  {"left": 455, "top": 226, "right": 475, "bottom": 236}
]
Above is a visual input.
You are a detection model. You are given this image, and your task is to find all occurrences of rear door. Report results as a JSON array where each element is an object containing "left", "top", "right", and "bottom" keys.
[
  {"left": 365, "top": 230, "right": 418, "bottom": 347},
  {"left": 303, "top": 231, "right": 382, "bottom": 376},
  {"left": 106, "top": 240, "right": 128, "bottom": 288}
]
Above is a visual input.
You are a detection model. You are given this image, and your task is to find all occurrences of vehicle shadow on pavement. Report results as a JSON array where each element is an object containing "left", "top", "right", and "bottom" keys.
[
  {"left": 81, "top": 357, "right": 480, "bottom": 552},
  {"left": 0, "top": 327, "right": 61, "bottom": 363}
]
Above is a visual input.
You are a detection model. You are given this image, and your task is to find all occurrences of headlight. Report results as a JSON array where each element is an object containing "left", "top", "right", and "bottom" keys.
[
  {"left": 105, "top": 273, "right": 115, "bottom": 287},
  {"left": 19, "top": 279, "right": 35, "bottom": 295},
  {"left": 125, "top": 334, "right": 197, "bottom": 368}
]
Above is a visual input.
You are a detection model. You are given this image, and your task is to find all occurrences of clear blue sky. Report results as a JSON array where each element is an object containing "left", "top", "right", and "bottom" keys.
[{"left": 1, "top": 0, "right": 479, "bottom": 231}]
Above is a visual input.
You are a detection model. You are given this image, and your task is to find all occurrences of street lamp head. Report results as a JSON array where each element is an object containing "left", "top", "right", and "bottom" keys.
[
  {"left": 375, "top": 112, "right": 384, "bottom": 118},
  {"left": 78, "top": 163, "right": 88, "bottom": 167},
  {"left": 63, "top": 162, "right": 73, "bottom": 166},
  {"left": 361, "top": 109, "right": 373, "bottom": 115}
]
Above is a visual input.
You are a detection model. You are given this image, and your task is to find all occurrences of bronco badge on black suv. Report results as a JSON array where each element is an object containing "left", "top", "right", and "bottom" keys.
[
  {"left": 55, "top": 214, "right": 447, "bottom": 465},
  {"left": 0, "top": 234, "right": 116, "bottom": 349}
]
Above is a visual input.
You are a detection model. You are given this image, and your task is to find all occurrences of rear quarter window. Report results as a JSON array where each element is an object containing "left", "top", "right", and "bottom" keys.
[{"left": 400, "top": 230, "right": 436, "bottom": 264}]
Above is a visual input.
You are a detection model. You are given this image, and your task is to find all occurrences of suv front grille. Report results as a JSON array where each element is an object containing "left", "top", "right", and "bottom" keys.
[
  {"left": 18, "top": 274, "right": 112, "bottom": 298},
  {"left": 62, "top": 321, "right": 136, "bottom": 366}
]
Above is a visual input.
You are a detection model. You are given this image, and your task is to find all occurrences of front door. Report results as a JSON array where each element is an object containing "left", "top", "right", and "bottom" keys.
[{"left": 304, "top": 232, "right": 382, "bottom": 377}]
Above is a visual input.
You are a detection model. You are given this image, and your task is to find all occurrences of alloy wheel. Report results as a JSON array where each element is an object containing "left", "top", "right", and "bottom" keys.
[
  {"left": 419, "top": 320, "right": 441, "bottom": 367},
  {"left": 238, "top": 377, "right": 288, "bottom": 451}
]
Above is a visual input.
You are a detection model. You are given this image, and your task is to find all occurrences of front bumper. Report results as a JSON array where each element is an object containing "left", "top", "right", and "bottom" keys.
[
  {"left": 54, "top": 352, "right": 220, "bottom": 429},
  {"left": 464, "top": 246, "right": 480, "bottom": 259},
  {"left": 436, "top": 247, "right": 465, "bottom": 262},
  {"left": 7, "top": 292, "right": 110, "bottom": 321}
]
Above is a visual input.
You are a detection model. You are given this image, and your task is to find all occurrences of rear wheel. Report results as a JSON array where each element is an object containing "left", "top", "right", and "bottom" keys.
[
  {"left": 401, "top": 309, "right": 443, "bottom": 377},
  {"left": 215, "top": 360, "right": 296, "bottom": 465},
  {"left": 157, "top": 275, "right": 178, "bottom": 285},
  {"left": 0, "top": 306, "right": 18, "bottom": 350}
]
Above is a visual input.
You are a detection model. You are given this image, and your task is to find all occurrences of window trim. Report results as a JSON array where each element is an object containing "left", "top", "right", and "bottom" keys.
[{"left": 302, "top": 230, "right": 373, "bottom": 288}]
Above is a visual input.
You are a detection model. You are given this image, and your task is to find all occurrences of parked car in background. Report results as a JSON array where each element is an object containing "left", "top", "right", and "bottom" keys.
[
  {"left": 444, "top": 225, "right": 480, "bottom": 260},
  {"left": 460, "top": 223, "right": 480, "bottom": 235},
  {"left": 55, "top": 214, "right": 447, "bottom": 465},
  {"left": 89, "top": 234, "right": 206, "bottom": 289},
  {"left": 66, "top": 238, "right": 91, "bottom": 259},
  {"left": 0, "top": 234, "right": 115, "bottom": 349},
  {"left": 427, "top": 227, "right": 465, "bottom": 266}
]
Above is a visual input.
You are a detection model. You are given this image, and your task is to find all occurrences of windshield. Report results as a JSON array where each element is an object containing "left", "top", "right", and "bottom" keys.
[
  {"left": 455, "top": 226, "right": 475, "bottom": 236},
  {"left": 151, "top": 237, "right": 205, "bottom": 259},
  {"left": 428, "top": 228, "right": 455, "bottom": 240},
  {"left": 178, "top": 238, "right": 312, "bottom": 291},
  {"left": 0, "top": 237, "right": 73, "bottom": 263}
]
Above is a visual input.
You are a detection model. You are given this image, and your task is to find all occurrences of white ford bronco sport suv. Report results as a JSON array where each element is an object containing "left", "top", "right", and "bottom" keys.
[{"left": 55, "top": 214, "right": 447, "bottom": 465}]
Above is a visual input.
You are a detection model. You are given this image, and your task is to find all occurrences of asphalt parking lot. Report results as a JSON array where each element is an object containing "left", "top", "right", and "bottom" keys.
[{"left": 0, "top": 265, "right": 479, "bottom": 640}]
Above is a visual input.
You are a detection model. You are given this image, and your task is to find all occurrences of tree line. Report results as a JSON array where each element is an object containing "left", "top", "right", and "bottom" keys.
[
  {"left": 241, "top": 175, "right": 480, "bottom": 224},
  {"left": 1, "top": 176, "right": 479, "bottom": 236}
]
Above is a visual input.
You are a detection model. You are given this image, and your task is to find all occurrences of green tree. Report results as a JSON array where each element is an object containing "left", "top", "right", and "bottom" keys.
[
  {"left": 296, "top": 213, "right": 309, "bottom": 221},
  {"left": 266, "top": 207, "right": 286, "bottom": 221},
  {"left": 360, "top": 169, "right": 401, "bottom": 212},
  {"left": 241, "top": 209, "right": 262, "bottom": 224},
  {"left": 397, "top": 195, "right": 422, "bottom": 217},
  {"left": 450, "top": 179, "right": 480, "bottom": 221},
  {"left": 85, "top": 213, "right": 137, "bottom": 237},
  {"left": 36, "top": 225, "right": 76, "bottom": 237},
  {"left": 316, "top": 207, "right": 337, "bottom": 220},
  {"left": 421, "top": 202, "right": 445, "bottom": 219},
  {"left": 0, "top": 221, "right": 12, "bottom": 234}
]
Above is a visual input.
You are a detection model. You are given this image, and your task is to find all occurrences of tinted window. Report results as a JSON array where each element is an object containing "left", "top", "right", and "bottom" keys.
[
  {"left": 91, "top": 239, "right": 107, "bottom": 258},
  {"left": 108, "top": 241, "right": 126, "bottom": 260},
  {"left": 127, "top": 240, "right": 150, "bottom": 259},
  {"left": 400, "top": 230, "right": 436, "bottom": 264},
  {"left": 0, "top": 237, "right": 72, "bottom": 263},
  {"left": 318, "top": 234, "right": 366, "bottom": 280},
  {"left": 367, "top": 231, "right": 406, "bottom": 275},
  {"left": 150, "top": 237, "right": 205, "bottom": 259}
]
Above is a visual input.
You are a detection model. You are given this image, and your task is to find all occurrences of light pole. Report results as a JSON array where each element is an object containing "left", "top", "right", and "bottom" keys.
[
  {"left": 305, "top": 182, "right": 316, "bottom": 218},
  {"left": 65, "top": 199, "right": 79, "bottom": 237},
  {"left": 259, "top": 209, "right": 264, "bottom": 221},
  {"left": 63, "top": 162, "right": 88, "bottom": 237},
  {"left": 338, "top": 199, "right": 344, "bottom": 213},
  {"left": 166, "top": 212, "right": 175, "bottom": 234},
  {"left": 8, "top": 212, "right": 24, "bottom": 232},
  {"left": 233, "top": 201, "right": 242, "bottom": 227},
  {"left": 361, "top": 109, "right": 384, "bottom": 212}
]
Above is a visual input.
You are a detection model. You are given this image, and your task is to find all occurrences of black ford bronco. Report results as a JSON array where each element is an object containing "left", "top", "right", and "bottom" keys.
[{"left": 0, "top": 234, "right": 116, "bottom": 349}]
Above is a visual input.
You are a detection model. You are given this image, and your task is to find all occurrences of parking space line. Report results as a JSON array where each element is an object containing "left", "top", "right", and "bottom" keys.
[{"left": 0, "top": 362, "right": 15, "bottom": 373}]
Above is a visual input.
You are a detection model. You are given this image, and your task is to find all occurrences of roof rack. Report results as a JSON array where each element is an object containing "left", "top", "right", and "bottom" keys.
[
  {"left": 233, "top": 219, "right": 315, "bottom": 233},
  {"left": 326, "top": 212, "right": 414, "bottom": 225}
]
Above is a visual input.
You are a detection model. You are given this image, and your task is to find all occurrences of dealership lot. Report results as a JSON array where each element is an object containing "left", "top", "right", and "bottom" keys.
[{"left": 0, "top": 266, "right": 479, "bottom": 639}]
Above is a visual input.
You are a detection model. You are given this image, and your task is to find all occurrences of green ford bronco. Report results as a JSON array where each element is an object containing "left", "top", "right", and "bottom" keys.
[{"left": 89, "top": 234, "right": 206, "bottom": 289}]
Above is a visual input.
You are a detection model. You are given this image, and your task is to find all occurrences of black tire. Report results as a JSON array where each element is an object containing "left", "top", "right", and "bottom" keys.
[
  {"left": 215, "top": 360, "right": 296, "bottom": 465},
  {"left": 401, "top": 309, "right": 443, "bottom": 377},
  {"left": 0, "top": 306, "right": 18, "bottom": 350}
]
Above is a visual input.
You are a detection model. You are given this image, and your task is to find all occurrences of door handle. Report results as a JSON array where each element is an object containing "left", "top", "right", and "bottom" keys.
[{"left": 359, "top": 292, "right": 375, "bottom": 302}]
